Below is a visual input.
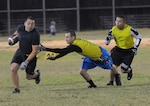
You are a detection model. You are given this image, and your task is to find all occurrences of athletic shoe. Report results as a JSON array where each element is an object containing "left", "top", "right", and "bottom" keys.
[
  {"left": 35, "top": 70, "right": 40, "bottom": 84},
  {"left": 12, "top": 88, "right": 20, "bottom": 94},
  {"left": 88, "top": 85, "right": 97, "bottom": 88},
  {"left": 106, "top": 81, "right": 114, "bottom": 86},
  {"left": 127, "top": 69, "right": 133, "bottom": 80},
  {"left": 114, "top": 74, "right": 122, "bottom": 86}
]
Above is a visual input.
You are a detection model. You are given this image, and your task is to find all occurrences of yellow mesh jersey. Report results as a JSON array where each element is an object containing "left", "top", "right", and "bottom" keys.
[
  {"left": 72, "top": 38, "right": 102, "bottom": 61},
  {"left": 112, "top": 24, "right": 134, "bottom": 49}
]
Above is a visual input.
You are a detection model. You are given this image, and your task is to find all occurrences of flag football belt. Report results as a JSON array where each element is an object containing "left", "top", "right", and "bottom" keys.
[{"left": 25, "top": 54, "right": 39, "bottom": 58}]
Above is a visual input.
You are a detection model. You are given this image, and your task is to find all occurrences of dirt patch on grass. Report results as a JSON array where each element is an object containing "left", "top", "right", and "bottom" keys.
[{"left": 1, "top": 38, "right": 150, "bottom": 51}]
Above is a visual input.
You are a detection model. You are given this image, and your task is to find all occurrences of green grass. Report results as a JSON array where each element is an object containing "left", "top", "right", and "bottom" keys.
[{"left": 0, "top": 29, "right": 150, "bottom": 106}]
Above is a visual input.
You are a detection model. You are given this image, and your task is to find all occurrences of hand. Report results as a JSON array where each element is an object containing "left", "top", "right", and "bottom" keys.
[
  {"left": 132, "top": 48, "right": 137, "bottom": 55},
  {"left": 104, "top": 40, "right": 109, "bottom": 45},
  {"left": 8, "top": 37, "right": 14, "bottom": 46},
  {"left": 38, "top": 44, "right": 46, "bottom": 53},
  {"left": 98, "top": 58, "right": 108, "bottom": 63},
  {"left": 20, "top": 60, "right": 29, "bottom": 70}
]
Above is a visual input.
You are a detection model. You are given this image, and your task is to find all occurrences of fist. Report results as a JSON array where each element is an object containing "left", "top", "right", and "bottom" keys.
[
  {"left": 131, "top": 48, "right": 137, "bottom": 55},
  {"left": 20, "top": 60, "right": 29, "bottom": 70}
]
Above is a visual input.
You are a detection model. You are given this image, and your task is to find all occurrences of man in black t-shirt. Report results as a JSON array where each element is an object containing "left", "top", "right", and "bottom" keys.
[{"left": 8, "top": 16, "right": 40, "bottom": 93}]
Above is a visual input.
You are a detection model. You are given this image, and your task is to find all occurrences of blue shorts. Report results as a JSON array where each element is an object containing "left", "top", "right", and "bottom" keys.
[{"left": 81, "top": 46, "right": 113, "bottom": 70}]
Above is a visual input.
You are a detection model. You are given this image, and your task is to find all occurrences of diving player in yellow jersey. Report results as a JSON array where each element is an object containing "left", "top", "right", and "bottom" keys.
[
  {"left": 105, "top": 16, "right": 142, "bottom": 85},
  {"left": 39, "top": 30, "right": 121, "bottom": 88}
]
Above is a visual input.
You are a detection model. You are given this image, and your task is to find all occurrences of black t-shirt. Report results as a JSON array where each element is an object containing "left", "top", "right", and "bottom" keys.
[{"left": 17, "top": 25, "right": 40, "bottom": 54}]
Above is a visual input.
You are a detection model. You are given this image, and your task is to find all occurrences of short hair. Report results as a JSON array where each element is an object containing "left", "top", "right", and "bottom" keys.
[
  {"left": 66, "top": 30, "right": 76, "bottom": 37},
  {"left": 116, "top": 15, "right": 126, "bottom": 21},
  {"left": 25, "top": 16, "right": 35, "bottom": 22}
]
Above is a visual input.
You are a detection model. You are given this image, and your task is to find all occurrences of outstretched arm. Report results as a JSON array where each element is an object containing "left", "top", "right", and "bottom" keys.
[{"left": 40, "top": 44, "right": 82, "bottom": 60}]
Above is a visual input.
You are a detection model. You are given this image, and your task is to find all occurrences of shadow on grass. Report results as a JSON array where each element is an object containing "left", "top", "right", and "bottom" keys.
[
  {"left": 3, "top": 79, "right": 149, "bottom": 92},
  {"left": 46, "top": 82, "right": 150, "bottom": 92}
]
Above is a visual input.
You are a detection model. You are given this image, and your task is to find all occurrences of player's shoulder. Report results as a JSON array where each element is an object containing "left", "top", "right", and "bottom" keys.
[
  {"left": 18, "top": 24, "right": 24, "bottom": 30},
  {"left": 125, "top": 24, "right": 137, "bottom": 32},
  {"left": 125, "top": 24, "right": 132, "bottom": 29},
  {"left": 111, "top": 26, "right": 117, "bottom": 31},
  {"left": 17, "top": 24, "right": 25, "bottom": 33},
  {"left": 34, "top": 29, "right": 40, "bottom": 37}
]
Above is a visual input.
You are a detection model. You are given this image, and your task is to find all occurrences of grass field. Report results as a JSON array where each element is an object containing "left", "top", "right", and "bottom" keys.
[{"left": 0, "top": 29, "right": 150, "bottom": 106}]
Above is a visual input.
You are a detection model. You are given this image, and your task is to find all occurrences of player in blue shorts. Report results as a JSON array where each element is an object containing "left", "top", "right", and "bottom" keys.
[{"left": 39, "top": 30, "right": 121, "bottom": 88}]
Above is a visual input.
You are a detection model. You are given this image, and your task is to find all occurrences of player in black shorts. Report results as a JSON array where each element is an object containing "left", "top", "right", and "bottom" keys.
[
  {"left": 105, "top": 16, "right": 142, "bottom": 85},
  {"left": 8, "top": 16, "right": 41, "bottom": 93}
]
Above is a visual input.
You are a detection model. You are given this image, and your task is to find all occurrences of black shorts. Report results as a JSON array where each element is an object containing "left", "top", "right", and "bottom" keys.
[
  {"left": 11, "top": 49, "right": 37, "bottom": 75},
  {"left": 111, "top": 46, "right": 134, "bottom": 67}
]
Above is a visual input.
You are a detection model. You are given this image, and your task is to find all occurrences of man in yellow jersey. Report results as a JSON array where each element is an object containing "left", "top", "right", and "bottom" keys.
[
  {"left": 39, "top": 30, "right": 121, "bottom": 88},
  {"left": 105, "top": 16, "right": 142, "bottom": 85}
]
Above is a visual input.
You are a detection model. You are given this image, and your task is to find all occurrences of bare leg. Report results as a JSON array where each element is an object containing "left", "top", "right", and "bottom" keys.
[
  {"left": 26, "top": 70, "right": 41, "bottom": 84},
  {"left": 11, "top": 63, "right": 20, "bottom": 89},
  {"left": 26, "top": 73, "right": 38, "bottom": 80},
  {"left": 107, "top": 65, "right": 121, "bottom": 86},
  {"left": 79, "top": 69, "right": 91, "bottom": 81},
  {"left": 112, "top": 65, "right": 121, "bottom": 86},
  {"left": 110, "top": 70, "right": 115, "bottom": 81},
  {"left": 79, "top": 69, "right": 97, "bottom": 88},
  {"left": 111, "top": 64, "right": 119, "bottom": 74}
]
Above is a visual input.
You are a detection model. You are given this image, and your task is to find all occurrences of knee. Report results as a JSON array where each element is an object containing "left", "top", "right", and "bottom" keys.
[
  {"left": 11, "top": 68, "right": 17, "bottom": 73},
  {"left": 121, "top": 63, "right": 130, "bottom": 73},
  {"left": 111, "top": 65, "right": 117, "bottom": 73},
  {"left": 79, "top": 69, "right": 87, "bottom": 75},
  {"left": 79, "top": 69, "right": 83, "bottom": 74},
  {"left": 11, "top": 67, "right": 18, "bottom": 75},
  {"left": 10, "top": 63, "right": 19, "bottom": 73},
  {"left": 79, "top": 69, "right": 85, "bottom": 75}
]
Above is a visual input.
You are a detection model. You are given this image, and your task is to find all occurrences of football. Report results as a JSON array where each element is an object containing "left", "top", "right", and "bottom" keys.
[{"left": 8, "top": 35, "right": 19, "bottom": 46}]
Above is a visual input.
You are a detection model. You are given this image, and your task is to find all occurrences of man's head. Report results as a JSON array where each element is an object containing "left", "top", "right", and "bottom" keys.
[
  {"left": 115, "top": 16, "right": 126, "bottom": 30},
  {"left": 24, "top": 16, "right": 35, "bottom": 32},
  {"left": 65, "top": 30, "right": 76, "bottom": 44}
]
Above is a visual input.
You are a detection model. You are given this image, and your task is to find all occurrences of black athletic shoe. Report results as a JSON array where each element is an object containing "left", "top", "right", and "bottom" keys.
[
  {"left": 35, "top": 70, "right": 40, "bottom": 84},
  {"left": 114, "top": 74, "right": 122, "bottom": 86},
  {"left": 127, "top": 69, "right": 133, "bottom": 80},
  {"left": 12, "top": 88, "right": 20, "bottom": 94},
  {"left": 106, "top": 81, "right": 114, "bottom": 86},
  {"left": 88, "top": 85, "right": 97, "bottom": 88}
]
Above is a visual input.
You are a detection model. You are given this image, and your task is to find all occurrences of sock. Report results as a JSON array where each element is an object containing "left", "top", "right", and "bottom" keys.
[
  {"left": 87, "top": 80, "right": 96, "bottom": 86},
  {"left": 110, "top": 81, "right": 114, "bottom": 84}
]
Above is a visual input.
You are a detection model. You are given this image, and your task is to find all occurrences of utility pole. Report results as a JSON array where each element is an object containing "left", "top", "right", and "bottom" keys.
[
  {"left": 7, "top": 0, "right": 10, "bottom": 35},
  {"left": 76, "top": 0, "right": 80, "bottom": 32},
  {"left": 42, "top": 0, "right": 46, "bottom": 34},
  {"left": 112, "top": 0, "right": 115, "bottom": 25}
]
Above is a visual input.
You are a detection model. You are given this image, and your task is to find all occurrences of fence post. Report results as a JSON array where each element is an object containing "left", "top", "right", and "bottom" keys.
[
  {"left": 112, "top": 0, "right": 115, "bottom": 25},
  {"left": 76, "top": 0, "right": 80, "bottom": 32},
  {"left": 42, "top": 0, "right": 46, "bottom": 34},
  {"left": 7, "top": 0, "right": 11, "bottom": 35}
]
